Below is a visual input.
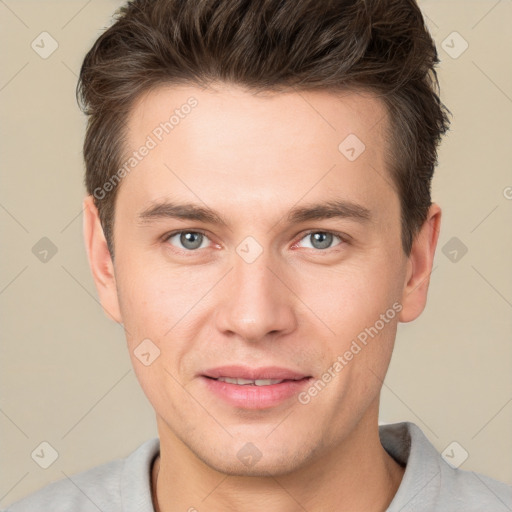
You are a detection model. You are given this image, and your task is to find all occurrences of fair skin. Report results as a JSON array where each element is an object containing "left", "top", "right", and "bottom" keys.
[{"left": 83, "top": 84, "right": 441, "bottom": 512}]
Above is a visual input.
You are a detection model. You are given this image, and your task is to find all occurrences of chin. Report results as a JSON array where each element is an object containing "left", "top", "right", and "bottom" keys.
[
  {"left": 190, "top": 436, "right": 318, "bottom": 478},
  {"left": 198, "top": 454, "right": 304, "bottom": 478}
]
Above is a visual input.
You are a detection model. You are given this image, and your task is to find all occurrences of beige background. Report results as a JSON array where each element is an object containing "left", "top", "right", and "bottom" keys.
[{"left": 1, "top": 0, "right": 511, "bottom": 507}]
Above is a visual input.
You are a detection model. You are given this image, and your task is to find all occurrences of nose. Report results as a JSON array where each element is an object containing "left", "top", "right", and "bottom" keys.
[{"left": 214, "top": 251, "right": 298, "bottom": 343}]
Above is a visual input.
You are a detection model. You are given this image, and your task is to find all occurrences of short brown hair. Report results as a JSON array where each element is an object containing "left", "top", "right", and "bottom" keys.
[{"left": 78, "top": 0, "right": 450, "bottom": 258}]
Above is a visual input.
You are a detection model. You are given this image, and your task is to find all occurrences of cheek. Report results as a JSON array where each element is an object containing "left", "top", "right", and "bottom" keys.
[
  {"left": 296, "top": 258, "right": 402, "bottom": 340},
  {"left": 118, "top": 267, "right": 192, "bottom": 409},
  {"left": 115, "top": 258, "right": 219, "bottom": 383},
  {"left": 115, "top": 255, "right": 204, "bottom": 336}
]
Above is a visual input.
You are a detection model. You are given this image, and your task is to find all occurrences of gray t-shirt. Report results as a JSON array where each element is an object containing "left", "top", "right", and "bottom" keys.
[{"left": 5, "top": 422, "right": 512, "bottom": 511}]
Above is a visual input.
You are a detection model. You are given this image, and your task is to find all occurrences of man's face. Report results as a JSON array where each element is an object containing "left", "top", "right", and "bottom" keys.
[{"left": 105, "top": 85, "right": 411, "bottom": 475}]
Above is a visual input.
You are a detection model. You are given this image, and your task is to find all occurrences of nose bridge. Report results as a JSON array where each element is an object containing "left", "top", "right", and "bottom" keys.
[{"left": 214, "top": 245, "right": 297, "bottom": 342}]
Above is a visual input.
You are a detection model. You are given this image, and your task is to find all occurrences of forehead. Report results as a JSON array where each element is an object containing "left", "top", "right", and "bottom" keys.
[
  {"left": 119, "top": 84, "right": 395, "bottom": 223},
  {"left": 127, "top": 84, "right": 390, "bottom": 154}
]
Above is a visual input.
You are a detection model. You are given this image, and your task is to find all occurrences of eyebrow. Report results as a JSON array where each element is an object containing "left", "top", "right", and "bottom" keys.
[{"left": 137, "top": 199, "right": 372, "bottom": 227}]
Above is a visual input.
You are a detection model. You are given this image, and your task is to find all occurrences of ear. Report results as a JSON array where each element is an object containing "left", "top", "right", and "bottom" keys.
[
  {"left": 82, "top": 195, "right": 123, "bottom": 323},
  {"left": 399, "top": 203, "right": 441, "bottom": 323}
]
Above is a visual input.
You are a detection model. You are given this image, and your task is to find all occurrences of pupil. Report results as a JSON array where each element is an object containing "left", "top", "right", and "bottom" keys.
[
  {"left": 181, "top": 232, "right": 202, "bottom": 249},
  {"left": 312, "top": 232, "right": 332, "bottom": 249}
]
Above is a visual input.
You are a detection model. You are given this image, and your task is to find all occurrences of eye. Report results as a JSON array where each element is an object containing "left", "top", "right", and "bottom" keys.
[
  {"left": 296, "top": 231, "right": 345, "bottom": 250},
  {"left": 163, "top": 230, "right": 346, "bottom": 253},
  {"left": 165, "top": 230, "right": 211, "bottom": 251}
]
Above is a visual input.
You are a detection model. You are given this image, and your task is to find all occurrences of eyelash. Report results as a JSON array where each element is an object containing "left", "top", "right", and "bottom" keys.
[{"left": 162, "top": 229, "right": 349, "bottom": 254}]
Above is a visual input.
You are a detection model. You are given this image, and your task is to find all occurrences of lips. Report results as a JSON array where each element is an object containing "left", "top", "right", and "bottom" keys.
[{"left": 200, "top": 366, "right": 312, "bottom": 409}]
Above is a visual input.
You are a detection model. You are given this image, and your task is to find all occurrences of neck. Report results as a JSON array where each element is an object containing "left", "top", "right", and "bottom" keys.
[{"left": 151, "top": 409, "right": 404, "bottom": 512}]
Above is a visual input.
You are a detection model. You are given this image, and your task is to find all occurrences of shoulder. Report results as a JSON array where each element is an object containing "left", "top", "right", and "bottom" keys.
[
  {"left": 6, "top": 459, "right": 123, "bottom": 512},
  {"left": 380, "top": 422, "right": 512, "bottom": 511},
  {"left": 5, "top": 438, "right": 160, "bottom": 512},
  {"left": 437, "top": 464, "right": 512, "bottom": 510}
]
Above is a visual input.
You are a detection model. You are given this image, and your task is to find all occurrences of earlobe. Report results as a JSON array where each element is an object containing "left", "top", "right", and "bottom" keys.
[
  {"left": 399, "top": 203, "right": 442, "bottom": 323},
  {"left": 82, "top": 195, "right": 123, "bottom": 323}
]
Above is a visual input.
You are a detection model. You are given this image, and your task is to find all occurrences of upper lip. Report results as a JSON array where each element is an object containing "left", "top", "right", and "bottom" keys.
[{"left": 202, "top": 365, "right": 310, "bottom": 381}]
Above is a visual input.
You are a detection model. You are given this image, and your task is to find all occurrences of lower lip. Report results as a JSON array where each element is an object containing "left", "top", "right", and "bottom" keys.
[{"left": 201, "top": 376, "right": 312, "bottom": 409}]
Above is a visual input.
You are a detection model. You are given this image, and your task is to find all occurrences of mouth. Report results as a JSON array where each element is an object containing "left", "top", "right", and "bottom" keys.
[
  {"left": 209, "top": 377, "right": 302, "bottom": 386},
  {"left": 200, "top": 366, "right": 312, "bottom": 409},
  {"left": 201, "top": 365, "right": 310, "bottom": 381}
]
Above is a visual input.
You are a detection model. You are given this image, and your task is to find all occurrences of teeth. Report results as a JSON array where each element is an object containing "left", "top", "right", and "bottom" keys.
[{"left": 217, "top": 377, "right": 285, "bottom": 386}]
